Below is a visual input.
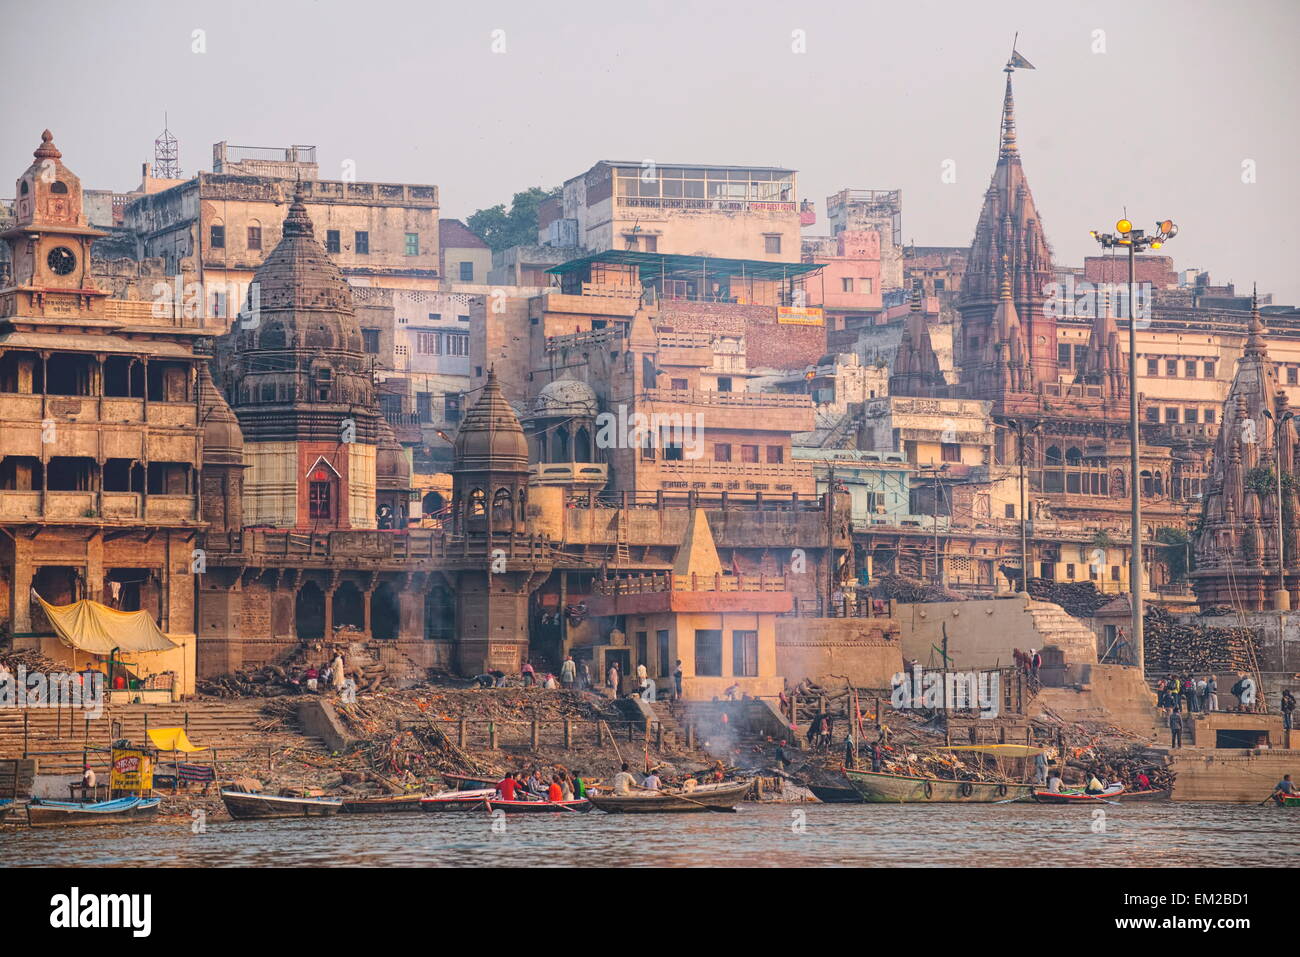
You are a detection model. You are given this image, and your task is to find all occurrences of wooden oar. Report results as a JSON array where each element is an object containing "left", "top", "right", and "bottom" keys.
[{"left": 630, "top": 783, "right": 736, "bottom": 813}]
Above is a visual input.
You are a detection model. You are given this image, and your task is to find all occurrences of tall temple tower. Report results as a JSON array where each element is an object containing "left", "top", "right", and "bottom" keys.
[
  {"left": 215, "top": 185, "right": 387, "bottom": 529},
  {"left": 1191, "top": 293, "right": 1300, "bottom": 611},
  {"left": 956, "top": 64, "right": 1057, "bottom": 398},
  {"left": 446, "top": 370, "right": 552, "bottom": 675}
]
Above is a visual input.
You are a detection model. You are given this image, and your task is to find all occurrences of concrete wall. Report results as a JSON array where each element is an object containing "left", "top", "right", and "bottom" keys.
[
  {"left": 1169, "top": 748, "right": 1300, "bottom": 802},
  {"left": 899, "top": 596, "right": 1048, "bottom": 670},
  {"left": 776, "top": 616, "right": 902, "bottom": 689}
]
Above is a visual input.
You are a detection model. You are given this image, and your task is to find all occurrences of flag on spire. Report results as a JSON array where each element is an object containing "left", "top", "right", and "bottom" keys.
[{"left": 1007, "top": 49, "right": 1035, "bottom": 70}]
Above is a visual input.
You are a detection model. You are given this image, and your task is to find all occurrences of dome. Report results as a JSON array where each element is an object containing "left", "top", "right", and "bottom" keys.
[
  {"left": 197, "top": 359, "right": 244, "bottom": 466},
  {"left": 376, "top": 418, "right": 410, "bottom": 491},
  {"left": 453, "top": 370, "right": 529, "bottom": 473},
  {"left": 528, "top": 376, "right": 598, "bottom": 419}
]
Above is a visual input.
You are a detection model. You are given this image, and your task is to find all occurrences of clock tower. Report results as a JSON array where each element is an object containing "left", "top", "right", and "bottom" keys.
[{"left": 0, "top": 130, "right": 109, "bottom": 320}]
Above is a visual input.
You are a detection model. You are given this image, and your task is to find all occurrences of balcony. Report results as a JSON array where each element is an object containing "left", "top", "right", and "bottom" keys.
[
  {"left": 0, "top": 491, "right": 198, "bottom": 524},
  {"left": 532, "top": 462, "right": 608, "bottom": 487},
  {"left": 617, "top": 196, "right": 796, "bottom": 214}
]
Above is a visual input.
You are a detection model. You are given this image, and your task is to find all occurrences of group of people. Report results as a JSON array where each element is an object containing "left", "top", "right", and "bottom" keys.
[
  {"left": 494, "top": 768, "right": 587, "bottom": 803},
  {"left": 1013, "top": 648, "right": 1042, "bottom": 680},
  {"left": 1156, "top": 674, "right": 1226, "bottom": 714},
  {"left": 291, "top": 650, "right": 358, "bottom": 704}
]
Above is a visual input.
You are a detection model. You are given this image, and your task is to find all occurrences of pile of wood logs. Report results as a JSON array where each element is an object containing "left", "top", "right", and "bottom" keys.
[
  {"left": 1026, "top": 579, "right": 1113, "bottom": 618},
  {"left": 0, "top": 647, "right": 63, "bottom": 676},
  {"left": 197, "top": 665, "right": 304, "bottom": 697},
  {"left": 869, "top": 574, "right": 966, "bottom": 604},
  {"left": 1144, "top": 606, "right": 1260, "bottom": 676}
]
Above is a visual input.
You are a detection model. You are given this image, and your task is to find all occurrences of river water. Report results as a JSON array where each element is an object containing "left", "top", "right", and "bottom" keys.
[{"left": 2, "top": 802, "right": 1294, "bottom": 867}]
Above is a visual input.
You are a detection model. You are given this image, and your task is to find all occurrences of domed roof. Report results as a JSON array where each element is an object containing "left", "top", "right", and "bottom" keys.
[
  {"left": 376, "top": 417, "right": 411, "bottom": 491},
  {"left": 453, "top": 370, "right": 529, "bottom": 473},
  {"left": 528, "top": 375, "right": 598, "bottom": 419},
  {"left": 237, "top": 184, "right": 364, "bottom": 355},
  {"left": 197, "top": 359, "right": 244, "bottom": 466}
]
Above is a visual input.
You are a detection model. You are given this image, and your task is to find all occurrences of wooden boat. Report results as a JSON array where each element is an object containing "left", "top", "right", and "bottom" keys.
[
  {"left": 0, "top": 799, "right": 13, "bottom": 823},
  {"left": 1116, "top": 788, "right": 1171, "bottom": 803},
  {"left": 27, "top": 797, "right": 162, "bottom": 827},
  {"left": 589, "top": 780, "right": 750, "bottom": 814},
  {"left": 220, "top": 789, "right": 342, "bottom": 820},
  {"left": 1032, "top": 783, "right": 1125, "bottom": 804},
  {"left": 339, "top": 793, "right": 426, "bottom": 814},
  {"left": 843, "top": 767, "right": 1034, "bottom": 804},
  {"left": 441, "top": 772, "right": 499, "bottom": 791},
  {"left": 1279, "top": 795, "right": 1300, "bottom": 807},
  {"left": 807, "top": 783, "right": 862, "bottom": 804},
  {"left": 420, "top": 788, "right": 497, "bottom": 812},
  {"left": 486, "top": 797, "right": 591, "bottom": 814}
]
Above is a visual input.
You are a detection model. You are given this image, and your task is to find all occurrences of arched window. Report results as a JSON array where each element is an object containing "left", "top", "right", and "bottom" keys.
[
  {"left": 551, "top": 426, "right": 570, "bottom": 462},
  {"left": 1045, "top": 446, "right": 1063, "bottom": 465},
  {"left": 468, "top": 488, "right": 485, "bottom": 517},
  {"left": 492, "top": 487, "right": 513, "bottom": 522},
  {"left": 1065, "top": 447, "right": 1083, "bottom": 466},
  {"left": 50, "top": 181, "right": 68, "bottom": 194},
  {"left": 518, "top": 487, "right": 528, "bottom": 521},
  {"left": 574, "top": 426, "right": 592, "bottom": 462}
]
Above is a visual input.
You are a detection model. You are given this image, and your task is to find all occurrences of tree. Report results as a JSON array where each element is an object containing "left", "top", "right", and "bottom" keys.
[{"left": 467, "top": 186, "right": 561, "bottom": 253}]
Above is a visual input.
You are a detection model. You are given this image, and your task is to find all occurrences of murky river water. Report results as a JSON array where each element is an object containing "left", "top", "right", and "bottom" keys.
[{"left": 2, "top": 802, "right": 1295, "bottom": 867}]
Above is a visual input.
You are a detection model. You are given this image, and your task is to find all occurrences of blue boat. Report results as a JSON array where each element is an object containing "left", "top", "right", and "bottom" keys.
[{"left": 27, "top": 796, "right": 162, "bottom": 827}]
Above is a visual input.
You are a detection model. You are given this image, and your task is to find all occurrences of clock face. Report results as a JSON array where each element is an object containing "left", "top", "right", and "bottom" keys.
[{"left": 47, "top": 246, "right": 77, "bottom": 276}]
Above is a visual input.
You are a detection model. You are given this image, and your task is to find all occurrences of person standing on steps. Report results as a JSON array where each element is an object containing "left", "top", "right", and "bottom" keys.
[{"left": 1169, "top": 708, "right": 1183, "bottom": 749}]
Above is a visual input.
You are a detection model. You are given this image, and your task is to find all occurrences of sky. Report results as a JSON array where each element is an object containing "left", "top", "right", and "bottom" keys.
[{"left": 3, "top": 0, "right": 1297, "bottom": 302}]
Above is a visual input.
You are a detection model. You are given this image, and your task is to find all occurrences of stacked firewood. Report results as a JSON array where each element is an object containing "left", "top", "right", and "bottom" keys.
[
  {"left": 1026, "top": 578, "right": 1112, "bottom": 618},
  {"left": 0, "top": 647, "right": 63, "bottom": 676},
  {"left": 869, "top": 574, "right": 966, "bottom": 604},
  {"left": 1143, "top": 606, "right": 1260, "bottom": 676}
]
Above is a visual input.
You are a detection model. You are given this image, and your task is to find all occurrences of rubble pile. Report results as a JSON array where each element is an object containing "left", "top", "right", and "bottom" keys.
[
  {"left": 1143, "top": 606, "right": 1260, "bottom": 676},
  {"left": 1026, "top": 578, "right": 1112, "bottom": 618}
]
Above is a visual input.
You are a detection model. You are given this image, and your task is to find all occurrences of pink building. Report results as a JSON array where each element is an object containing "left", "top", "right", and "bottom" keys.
[{"left": 804, "top": 229, "right": 883, "bottom": 332}]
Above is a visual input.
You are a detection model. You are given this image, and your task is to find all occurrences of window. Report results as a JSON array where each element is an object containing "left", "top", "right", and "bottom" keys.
[
  {"left": 1166, "top": 359, "right": 1178, "bottom": 376},
  {"left": 1184, "top": 408, "right": 1199, "bottom": 424},
  {"left": 1005, "top": 503, "right": 1016, "bottom": 518},
  {"left": 932, "top": 279, "right": 942, "bottom": 292},
  {"left": 416, "top": 392, "right": 432, "bottom": 422},
  {"left": 1065, "top": 564, "right": 1075, "bottom": 580},
  {"left": 1146, "top": 407, "right": 1160, "bottom": 422},
  {"left": 355, "top": 231, "right": 369, "bottom": 254},
  {"left": 457, "top": 314, "right": 470, "bottom": 323},
  {"left": 405, "top": 232, "right": 419, "bottom": 256},
  {"left": 1204, "top": 361, "right": 1216, "bottom": 378},
  {"left": 766, "top": 445, "right": 784, "bottom": 464},
  {"left": 428, "top": 313, "right": 442, "bottom": 322},
  {"left": 445, "top": 333, "right": 470, "bottom": 356},
  {"left": 1059, "top": 344, "right": 1073, "bottom": 367},
  {"left": 1164, "top": 408, "right": 1179, "bottom": 423},
  {"left": 941, "top": 442, "right": 961, "bottom": 462},
  {"left": 662, "top": 437, "right": 684, "bottom": 461},
  {"left": 732, "top": 630, "right": 758, "bottom": 677},
  {"left": 395, "top": 344, "right": 408, "bottom": 358},
  {"left": 695, "top": 630, "right": 722, "bottom": 677},
  {"left": 1146, "top": 358, "right": 1159, "bottom": 377},
  {"left": 671, "top": 378, "right": 688, "bottom": 390},
  {"left": 763, "top": 234, "right": 781, "bottom": 255},
  {"left": 361, "top": 329, "right": 380, "bottom": 354},
  {"left": 642, "top": 235, "right": 657, "bottom": 253},
  {"left": 309, "top": 481, "right": 332, "bottom": 520},
  {"left": 657, "top": 630, "right": 670, "bottom": 678},
  {"left": 325, "top": 230, "right": 340, "bottom": 254},
  {"left": 1111, "top": 565, "right": 1121, "bottom": 582},
  {"left": 459, "top": 261, "right": 474, "bottom": 281},
  {"left": 842, "top": 278, "right": 855, "bottom": 293},
  {"left": 416, "top": 332, "right": 441, "bottom": 355},
  {"left": 1289, "top": 367, "right": 1298, "bottom": 386},
  {"left": 741, "top": 445, "right": 760, "bottom": 463},
  {"left": 209, "top": 224, "right": 225, "bottom": 249},
  {"left": 717, "top": 377, "right": 733, "bottom": 392},
  {"left": 714, "top": 443, "right": 732, "bottom": 462},
  {"left": 246, "top": 225, "right": 261, "bottom": 250},
  {"left": 444, "top": 393, "right": 462, "bottom": 422},
  {"left": 1204, "top": 408, "right": 1216, "bottom": 424},
  {"left": 1185, "top": 360, "right": 1198, "bottom": 378}
]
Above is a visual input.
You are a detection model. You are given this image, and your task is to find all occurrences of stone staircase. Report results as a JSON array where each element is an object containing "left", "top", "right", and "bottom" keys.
[
  {"left": 1033, "top": 664, "right": 1174, "bottom": 746},
  {"left": 1024, "top": 600, "right": 1103, "bottom": 663},
  {"left": 0, "top": 700, "right": 328, "bottom": 774}
]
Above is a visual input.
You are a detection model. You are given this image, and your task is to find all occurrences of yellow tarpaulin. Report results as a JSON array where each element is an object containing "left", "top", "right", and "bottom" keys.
[
  {"left": 34, "top": 595, "right": 177, "bottom": 655},
  {"left": 147, "top": 728, "right": 207, "bottom": 753}
]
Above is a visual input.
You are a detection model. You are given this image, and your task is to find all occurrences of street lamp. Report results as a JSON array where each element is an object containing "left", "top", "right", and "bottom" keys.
[
  {"left": 1089, "top": 217, "right": 1179, "bottom": 675},
  {"left": 1262, "top": 408, "right": 1293, "bottom": 609}
]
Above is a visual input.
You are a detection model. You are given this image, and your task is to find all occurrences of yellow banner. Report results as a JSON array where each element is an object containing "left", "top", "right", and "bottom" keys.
[
  {"left": 110, "top": 748, "right": 153, "bottom": 791},
  {"left": 777, "top": 306, "right": 824, "bottom": 326}
]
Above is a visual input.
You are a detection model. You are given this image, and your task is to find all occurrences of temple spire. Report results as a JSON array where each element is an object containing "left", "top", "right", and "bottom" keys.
[
  {"left": 1000, "top": 71, "right": 1018, "bottom": 157},
  {"left": 1245, "top": 282, "right": 1267, "bottom": 358}
]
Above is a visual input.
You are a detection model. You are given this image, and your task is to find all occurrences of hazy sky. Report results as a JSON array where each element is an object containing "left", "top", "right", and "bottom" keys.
[{"left": 4, "top": 0, "right": 1297, "bottom": 302}]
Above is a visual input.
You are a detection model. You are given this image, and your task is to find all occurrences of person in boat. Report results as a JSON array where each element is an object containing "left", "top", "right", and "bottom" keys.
[
  {"left": 572, "top": 771, "right": 586, "bottom": 799},
  {"left": 496, "top": 771, "right": 519, "bottom": 802},
  {"left": 548, "top": 776, "right": 564, "bottom": 802},
  {"left": 871, "top": 739, "right": 883, "bottom": 773},
  {"left": 681, "top": 774, "right": 699, "bottom": 793},
  {"left": 1047, "top": 768, "right": 1064, "bottom": 793},
  {"left": 1033, "top": 750, "right": 1048, "bottom": 786},
  {"left": 1270, "top": 774, "right": 1297, "bottom": 805},
  {"left": 612, "top": 763, "right": 638, "bottom": 795},
  {"left": 1135, "top": 770, "right": 1152, "bottom": 792},
  {"left": 642, "top": 770, "right": 662, "bottom": 791},
  {"left": 1084, "top": 772, "right": 1106, "bottom": 795}
]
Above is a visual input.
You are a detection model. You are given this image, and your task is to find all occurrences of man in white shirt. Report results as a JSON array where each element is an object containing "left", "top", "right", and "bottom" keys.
[
  {"left": 612, "top": 763, "right": 638, "bottom": 795},
  {"left": 642, "top": 771, "right": 662, "bottom": 791}
]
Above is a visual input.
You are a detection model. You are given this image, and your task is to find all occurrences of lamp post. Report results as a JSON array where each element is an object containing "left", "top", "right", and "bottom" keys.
[
  {"left": 1262, "top": 408, "right": 1293, "bottom": 609},
  {"left": 1089, "top": 218, "right": 1179, "bottom": 674}
]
